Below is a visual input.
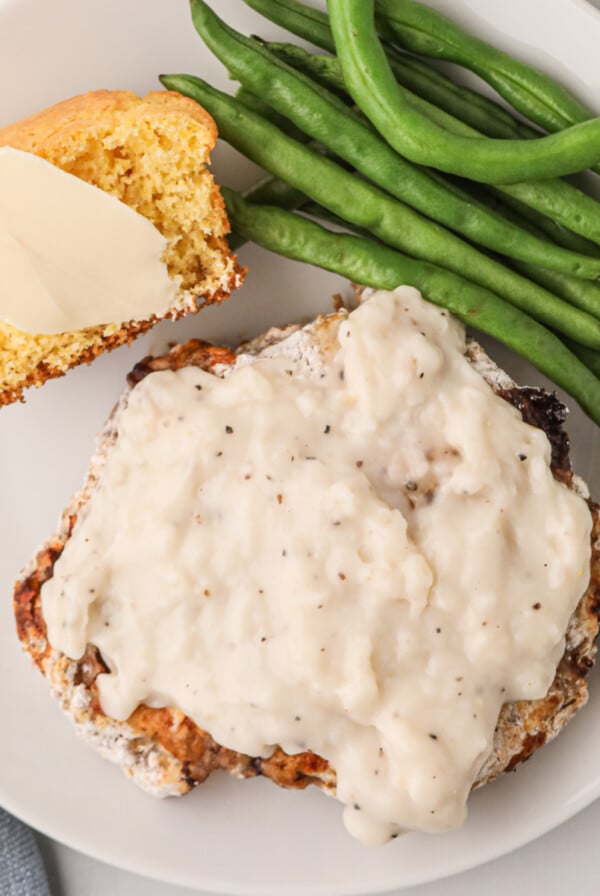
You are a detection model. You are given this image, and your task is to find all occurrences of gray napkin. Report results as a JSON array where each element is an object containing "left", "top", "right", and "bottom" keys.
[{"left": 0, "top": 808, "right": 51, "bottom": 896}]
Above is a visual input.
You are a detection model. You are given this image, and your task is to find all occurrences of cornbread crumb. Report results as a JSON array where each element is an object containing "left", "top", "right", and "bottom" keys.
[{"left": 0, "top": 89, "right": 244, "bottom": 406}]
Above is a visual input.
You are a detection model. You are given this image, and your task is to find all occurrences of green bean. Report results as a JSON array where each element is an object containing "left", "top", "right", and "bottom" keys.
[
  {"left": 256, "top": 37, "right": 600, "bottom": 247},
  {"left": 385, "top": 71, "right": 600, "bottom": 246},
  {"left": 304, "top": 189, "right": 600, "bottom": 377},
  {"left": 246, "top": 0, "right": 600, "bottom": 181},
  {"left": 243, "top": 172, "right": 306, "bottom": 210},
  {"left": 247, "top": 1, "right": 534, "bottom": 138},
  {"left": 565, "top": 341, "right": 600, "bottom": 380},
  {"left": 389, "top": 49, "right": 539, "bottom": 140},
  {"left": 435, "top": 180, "right": 600, "bottom": 319},
  {"left": 493, "top": 179, "right": 600, "bottom": 245},
  {"left": 488, "top": 185, "right": 600, "bottom": 253},
  {"left": 244, "top": 178, "right": 600, "bottom": 323},
  {"left": 237, "top": 91, "right": 358, "bottom": 180},
  {"left": 222, "top": 188, "right": 600, "bottom": 425},
  {"left": 263, "top": 38, "right": 535, "bottom": 140},
  {"left": 161, "top": 71, "right": 600, "bottom": 349},
  {"left": 230, "top": 87, "right": 335, "bottom": 250},
  {"left": 376, "top": 0, "right": 596, "bottom": 136},
  {"left": 228, "top": 174, "right": 307, "bottom": 251},
  {"left": 248, "top": 0, "right": 546, "bottom": 142},
  {"left": 302, "top": 202, "right": 382, "bottom": 243},
  {"left": 226, "top": 116, "right": 298, "bottom": 252},
  {"left": 257, "top": 42, "right": 351, "bottom": 100},
  {"left": 309, "top": 183, "right": 600, "bottom": 321},
  {"left": 490, "top": 191, "right": 600, "bottom": 258},
  {"left": 227, "top": 100, "right": 318, "bottom": 251},
  {"left": 244, "top": 0, "right": 337, "bottom": 53},
  {"left": 261, "top": 39, "right": 525, "bottom": 138},
  {"left": 180, "top": 6, "right": 600, "bottom": 279},
  {"left": 327, "top": 0, "right": 600, "bottom": 184},
  {"left": 235, "top": 86, "right": 307, "bottom": 141},
  {"left": 510, "top": 261, "right": 600, "bottom": 321}
]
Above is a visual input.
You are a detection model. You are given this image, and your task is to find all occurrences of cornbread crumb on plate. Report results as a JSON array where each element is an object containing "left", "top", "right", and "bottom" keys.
[{"left": 0, "top": 89, "right": 245, "bottom": 407}]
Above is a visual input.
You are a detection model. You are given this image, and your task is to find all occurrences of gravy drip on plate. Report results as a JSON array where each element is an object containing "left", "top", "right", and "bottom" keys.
[{"left": 42, "top": 287, "right": 592, "bottom": 843}]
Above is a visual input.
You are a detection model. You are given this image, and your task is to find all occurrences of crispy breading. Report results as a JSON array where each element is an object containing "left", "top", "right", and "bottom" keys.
[{"left": 13, "top": 323, "right": 599, "bottom": 803}]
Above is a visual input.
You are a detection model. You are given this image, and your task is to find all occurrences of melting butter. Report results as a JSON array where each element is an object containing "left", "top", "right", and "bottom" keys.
[
  {"left": 41, "top": 288, "right": 592, "bottom": 842},
  {"left": 0, "top": 147, "right": 176, "bottom": 334}
]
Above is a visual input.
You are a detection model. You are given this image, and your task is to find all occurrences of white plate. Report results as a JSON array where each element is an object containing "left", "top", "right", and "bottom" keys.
[{"left": 1, "top": 0, "right": 599, "bottom": 893}]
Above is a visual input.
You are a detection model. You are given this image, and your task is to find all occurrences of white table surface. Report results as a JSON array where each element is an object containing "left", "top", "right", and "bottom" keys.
[{"left": 23, "top": 0, "right": 600, "bottom": 892}]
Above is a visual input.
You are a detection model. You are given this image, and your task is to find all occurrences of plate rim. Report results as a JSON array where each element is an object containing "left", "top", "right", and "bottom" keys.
[{"left": 1, "top": 0, "right": 600, "bottom": 893}]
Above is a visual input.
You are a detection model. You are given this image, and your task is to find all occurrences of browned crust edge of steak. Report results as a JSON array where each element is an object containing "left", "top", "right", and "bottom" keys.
[{"left": 13, "top": 336, "right": 600, "bottom": 800}]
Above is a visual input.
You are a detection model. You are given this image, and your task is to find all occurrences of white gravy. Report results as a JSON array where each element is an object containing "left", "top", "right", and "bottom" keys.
[{"left": 42, "top": 287, "right": 592, "bottom": 843}]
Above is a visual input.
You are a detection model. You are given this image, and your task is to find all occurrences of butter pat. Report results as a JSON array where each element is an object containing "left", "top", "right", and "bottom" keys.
[{"left": 0, "top": 147, "right": 176, "bottom": 334}]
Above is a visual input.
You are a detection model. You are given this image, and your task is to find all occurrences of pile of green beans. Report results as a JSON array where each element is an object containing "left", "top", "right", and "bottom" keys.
[
  {"left": 264, "top": 40, "right": 537, "bottom": 139},
  {"left": 162, "top": 72, "right": 600, "bottom": 348},
  {"left": 246, "top": 0, "right": 539, "bottom": 139},
  {"left": 244, "top": 3, "right": 600, "bottom": 246},
  {"left": 327, "top": 0, "right": 600, "bottom": 184},
  {"left": 245, "top": 0, "right": 600, "bottom": 183},
  {"left": 256, "top": 40, "right": 600, "bottom": 250},
  {"left": 162, "top": 0, "right": 600, "bottom": 424},
  {"left": 375, "top": 0, "right": 598, "bottom": 140},
  {"left": 174, "top": 11, "right": 600, "bottom": 280},
  {"left": 223, "top": 189, "right": 600, "bottom": 426}
]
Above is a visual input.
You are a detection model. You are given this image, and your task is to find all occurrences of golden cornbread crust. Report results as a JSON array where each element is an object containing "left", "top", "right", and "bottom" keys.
[
  {"left": 13, "top": 319, "right": 600, "bottom": 809},
  {"left": 0, "top": 89, "right": 245, "bottom": 406}
]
